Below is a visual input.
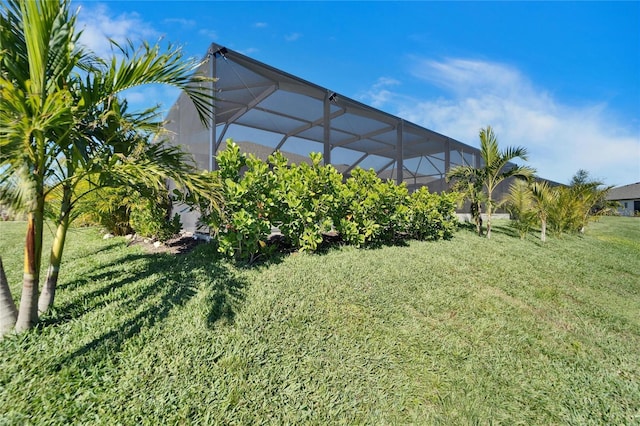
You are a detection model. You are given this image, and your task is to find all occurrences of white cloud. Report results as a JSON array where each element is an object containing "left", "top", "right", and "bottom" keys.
[
  {"left": 360, "top": 77, "right": 402, "bottom": 108},
  {"left": 198, "top": 28, "right": 218, "bottom": 41},
  {"left": 76, "top": 3, "right": 160, "bottom": 58},
  {"left": 75, "top": 3, "right": 181, "bottom": 115},
  {"left": 239, "top": 47, "right": 260, "bottom": 55},
  {"left": 284, "top": 33, "right": 302, "bottom": 42},
  {"left": 163, "top": 18, "right": 197, "bottom": 28},
  {"left": 254, "top": 22, "right": 268, "bottom": 28},
  {"left": 361, "top": 58, "right": 640, "bottom": 186}
]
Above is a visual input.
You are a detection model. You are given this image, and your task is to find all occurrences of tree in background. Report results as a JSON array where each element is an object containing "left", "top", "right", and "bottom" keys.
[
  {"left": 568, "top": 169, "right": 613, "bottom": 233},
  {"left": 547, "top": 170, "right": 612, "bottom": 236},
  {"left": 502, "top": 171, "right": 612, "bottom": 242},
  {"left": 0, "top": 0, "right": 220, "bottom": 336}
]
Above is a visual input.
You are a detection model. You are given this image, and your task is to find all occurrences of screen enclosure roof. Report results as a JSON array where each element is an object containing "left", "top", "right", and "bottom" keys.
[{"left": 165, "top": 43, "right": 488, "bottom": 189}]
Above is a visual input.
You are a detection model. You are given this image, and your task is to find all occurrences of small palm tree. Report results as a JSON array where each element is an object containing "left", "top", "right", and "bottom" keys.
[
  {"left": 447, "top": 166, "right": 485, "bottom": 236},
  {"left": 448, "top": 126, "right": 535, "bottom": 239},
  {"left": 546, "top": 170, "right": 612, "bottom": 235},
  {"left": 0, "top": 0, "right": 220, "bottom": 335},
  {"left": 568, "top": 171, "right": 612, "bottom": 233},
  {"left": 502, "top": 179, "right": 536, "bottom": 240},
  {"left": 529, "top": 181, "right": 555, "bottom": 242}
]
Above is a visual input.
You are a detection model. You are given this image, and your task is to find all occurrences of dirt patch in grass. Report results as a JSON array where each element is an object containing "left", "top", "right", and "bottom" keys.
[{"left": 128, "top": 234, "right": 207, "bottom": 255}]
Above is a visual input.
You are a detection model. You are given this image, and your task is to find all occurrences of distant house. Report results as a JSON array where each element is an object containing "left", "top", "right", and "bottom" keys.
[{"left": 606, "top": 182, "right": 640, "bottom": 216}]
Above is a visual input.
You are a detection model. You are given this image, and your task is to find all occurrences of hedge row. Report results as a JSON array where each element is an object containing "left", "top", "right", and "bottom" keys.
[{"left": 204, "top": 141, "right": 460, "bottom": 262}]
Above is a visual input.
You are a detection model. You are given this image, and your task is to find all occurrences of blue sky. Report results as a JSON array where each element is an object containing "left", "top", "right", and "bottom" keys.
[{"left": 75, "top": 1, "right": 639, "bottom": 186}]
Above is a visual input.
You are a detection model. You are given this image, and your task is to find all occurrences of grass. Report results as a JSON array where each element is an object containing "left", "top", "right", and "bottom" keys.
[{"left": 1, "top": 217, "right": 639, "bottom": 424}]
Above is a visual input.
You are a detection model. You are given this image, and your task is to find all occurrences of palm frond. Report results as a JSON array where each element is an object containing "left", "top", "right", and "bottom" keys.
[{"left": 98, "top": 39, "right": 216, "bottom": 125}]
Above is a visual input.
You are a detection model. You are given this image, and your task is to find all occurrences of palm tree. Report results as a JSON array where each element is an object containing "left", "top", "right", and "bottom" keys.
[
  {"left": 0, "top": 257, "right": 18, "bottom": 336},
  {"left": 0, "top": 0, "right": 219, "bottom": 335},
  {"left": 545, "top": 170, "right": 612, "bottom": 236},
  {"left": 446, "top": 166, "right": 485, "bottom": 236},
  {"left": 502, "top": 179, "right": 536, "bottom": 240},
  {"left": 529, "top": 181, "right": 555, "bottom": 242},
  {"left": 37, "top": 94, "right": 222, "bottom": 315},
  {"left": 474, "top": 126, "right": 535, "bottom": 239},
  {"left": 37, "top": 131, "right": 222, "bottom": 315},
  {"left": 568, "top": 170, "right": 612, "bottom": 234},
  {"left": 0, "top": 0, "right": 76, "bottom": 331}
]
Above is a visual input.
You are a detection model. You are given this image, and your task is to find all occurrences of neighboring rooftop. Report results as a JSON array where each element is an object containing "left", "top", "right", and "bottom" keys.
[{"left": 606, "top": 182, "right": 640, "bottom": 201}]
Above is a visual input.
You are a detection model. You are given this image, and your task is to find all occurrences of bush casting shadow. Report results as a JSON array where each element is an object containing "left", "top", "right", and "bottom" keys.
[{"left": 45, "top": 244, "right": 248, "bottom": 372}]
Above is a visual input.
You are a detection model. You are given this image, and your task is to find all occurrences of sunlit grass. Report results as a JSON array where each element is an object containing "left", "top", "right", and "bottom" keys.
[{"left": 1, "top": 217, "right": 638, "bottom": 424}]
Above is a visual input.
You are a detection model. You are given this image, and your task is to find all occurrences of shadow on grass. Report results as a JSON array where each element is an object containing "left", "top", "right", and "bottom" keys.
[
  {"left": 457, "top": 220, "right": 527, "bottom": 240},
  {"left": 457, "top": 221, "right": 481, "bottom": 235},
  {"left": 262, "top": 232, "right": 412, "bottom": 260},
  {"left": 43, "top": 243, "right": 248, "bottom": 372},
  {"left": 489, "top": 222, "right": 521, "bottom": 239},
  {"left": 72, "top": 238, "right": 124, "bottom": 258}
]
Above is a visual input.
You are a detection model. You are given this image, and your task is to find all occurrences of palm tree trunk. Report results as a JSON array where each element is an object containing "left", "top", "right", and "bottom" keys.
[
  {"left": 486, "top": 198, "right": 493, "bottom": 239},
  {"left": 471, "top": 201, "right": 481, "bottom": 236},
  {"left": 38, "top": 189, "right": 71, "bottom": 314},
  {"left": 38, "top": 219, "right": 68, "bottom": 314},
  {"left": 0, "top": 257, "right": 18, "bottom": 337},
  {"left": 15, "top": 207, "right": 43, "bottom": 332},
  {"left": 541, "top": 219, "right": 547, "bottom": 243}
]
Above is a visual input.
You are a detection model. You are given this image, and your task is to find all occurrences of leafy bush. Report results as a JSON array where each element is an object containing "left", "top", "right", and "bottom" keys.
[
  {"left": 129, "top": 195, "right": 182, "bottom": 241},
  {"left": 497, "top": 170, "right": 612, "bottom": 241},
  {"left": 212, "top": 142, "right": 274, "bottom": 262},
  {"left": 547, "top": 186, "right": 578, "bottom": 236},
  {"left": 547, "top": 171, "right": 611, "bottom": 236},
  {"left": 407, "top": 187, "right": 459, "bottom": 241},
  {"left": 211, "top": 140, "right": 462, "bottom": 261},
  {"left": 336, "top": 168, "right": 410, "bottom": 246},
  {"left": 269, "top": 151, "right": 344, "bottom": 252},
  {"left": 77, "top": 186, "right": 134, "bottom": 236},
  {"left": 75, "top": 184, "right": 181, "bottom": 241}
]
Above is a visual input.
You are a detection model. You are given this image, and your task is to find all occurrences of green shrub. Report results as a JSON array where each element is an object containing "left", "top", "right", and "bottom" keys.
[
  {"left": 407, "top": 187, "right": 459, "bottom": 241},
  {"left": 76, "top": 183, "right": 182, "bottom": 240},
  {"left": 269, "top": 151, "right": 344, "bottom": 252},
  {"left": 212, "top": 140, "right": 462, "bottom": 260},
  {"left": 547, "top": 186, "right": 582, "bottom": 235},
  {"left": 129, "top": 195, "right": 182, "bottom": 241},
  {"left": 76, "top": 186, "right": 134, "bottom": 235},
  {"left": 336, "top": 168, "right": 410, "bottom": 246},
  {"left": 503, "top": 179, "right": 537, "bottom": 240},
  {"left": 212, "top": 141, "right": 274, "bottom": 262}
]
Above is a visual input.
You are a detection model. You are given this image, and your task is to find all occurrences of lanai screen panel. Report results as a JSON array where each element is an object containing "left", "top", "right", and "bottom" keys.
[{"left": 165, "top": 43, "right": 489, "bottom": 187}]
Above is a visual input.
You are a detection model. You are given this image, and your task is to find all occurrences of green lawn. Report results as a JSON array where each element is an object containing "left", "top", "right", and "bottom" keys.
[{"left": 1, "top": 217, "right": 639, "bottom": 424}]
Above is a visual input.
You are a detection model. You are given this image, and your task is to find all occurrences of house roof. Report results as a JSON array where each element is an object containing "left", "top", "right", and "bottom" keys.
[{"left": 606, "top": 182, "right": 640, "bottom": 201}]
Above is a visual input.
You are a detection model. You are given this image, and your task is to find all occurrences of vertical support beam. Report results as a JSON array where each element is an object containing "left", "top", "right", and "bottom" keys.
[
  {"left": 208, "top": 47, "right": 217, "bottom": 171},
  {"left": 323, "top": 91, "right": 331, "bottom": 165},
  {"left": 396, "top": 120, "right": 404, "bottom": 184},
  {"left": 444, "top": 139, "right": 451, "bottom": 175},
  {"left": 444, "top": 139, "right": 451, "bottom": 192}
]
